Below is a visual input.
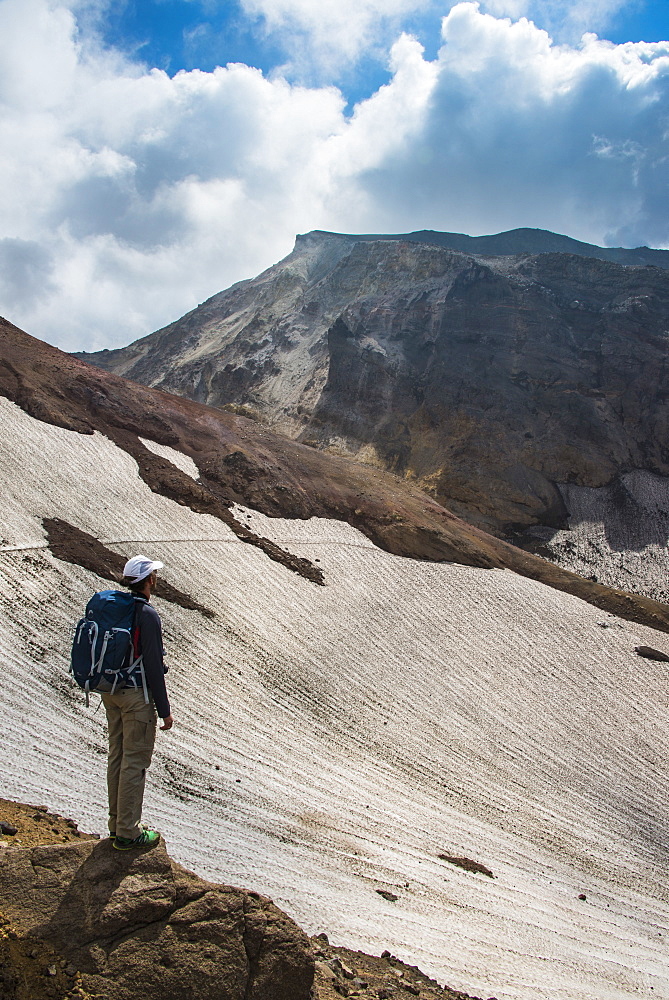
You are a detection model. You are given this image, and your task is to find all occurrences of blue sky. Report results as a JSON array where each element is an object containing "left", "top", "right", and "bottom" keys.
[
  {"left": 103, "top": 1, "right": 669, "bottom": 74},
  {"left": 99, "top": 1, "right": 669, "bottom": 110},
  {"left": 98, "top": 1, "right": 442, "bottom": 104},
  {"left": 0, "top": 0, "right": 668, "bottom": 351}
]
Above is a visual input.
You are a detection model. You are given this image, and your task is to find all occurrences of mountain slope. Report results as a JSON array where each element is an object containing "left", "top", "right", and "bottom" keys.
[
  {"left": 75, "top": 232, "right": 669, "bottom": 568},
  {"left": 3, "top": 316, "right": 669, "bottom": 632},
  {"left": 2, "top": 320, "right": 669, "bottom": 1000}
]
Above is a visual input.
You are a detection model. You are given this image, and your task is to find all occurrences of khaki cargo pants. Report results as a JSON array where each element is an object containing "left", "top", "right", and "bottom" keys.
[{"left": 101, "top": 687, "right": 157, "bottom": 840}]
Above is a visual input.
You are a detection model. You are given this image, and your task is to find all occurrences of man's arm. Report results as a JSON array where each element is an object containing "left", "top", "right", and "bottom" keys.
[{"left": 138, "top": 604, "right": 172, "bottom": 723}]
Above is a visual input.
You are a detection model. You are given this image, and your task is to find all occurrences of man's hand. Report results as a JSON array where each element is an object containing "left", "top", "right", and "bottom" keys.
[{"left": 160, "top": 714, "right": 174, "bottom": 731}]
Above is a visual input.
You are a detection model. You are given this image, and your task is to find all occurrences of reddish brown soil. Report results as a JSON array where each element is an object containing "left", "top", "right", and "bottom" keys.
[
  {"left": 44, "top": 517, "right": 217, "bottom": 615},
  {"left": 2, "top": 316, "right": 669, "bottom": 633},
  {"left": 0, "top": 800, "right": 98, "bottom": 1000},
  {"left": 0, "top": 799, "right": 98, "bottom": 851},
  {"left": 437, "top": 855, "right": 494, "bottom": 879}
]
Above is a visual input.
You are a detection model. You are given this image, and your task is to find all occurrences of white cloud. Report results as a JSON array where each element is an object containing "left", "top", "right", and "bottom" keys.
[
  {"left": 229, "top": 0, "right": 645, "bottom": 78},
  {"left": 535, "top": 0, "right": 635, "bottom": 41},
  {"left": 460, "top": 0, "right": 637, "bottom": 42},
  {"left": 343, "top": 3, "right": 669, "bottom": 245},
  {"left": 239, "top": 0, "right": 438, "bottom": 78},
  {"left": 0, "top": 0, "right": 668, "bottom": 351},
  {"left": 0, "top": 0, "right": 349, "bottom": 349}
]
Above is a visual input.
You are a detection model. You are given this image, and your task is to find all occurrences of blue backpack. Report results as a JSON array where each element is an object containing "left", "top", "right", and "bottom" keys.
[{"left": 71, "top": 590, "right": 148, "bottom": 705}]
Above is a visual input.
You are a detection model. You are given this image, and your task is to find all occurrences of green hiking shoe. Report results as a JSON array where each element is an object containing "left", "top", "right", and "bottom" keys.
[{"left": 113, "top": 828, "right": 160, "bottom": 851}]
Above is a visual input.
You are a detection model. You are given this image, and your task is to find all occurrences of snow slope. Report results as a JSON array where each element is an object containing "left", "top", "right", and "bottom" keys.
[{"left": 2, "top": 394, "right": 669, "bottom": 1000}]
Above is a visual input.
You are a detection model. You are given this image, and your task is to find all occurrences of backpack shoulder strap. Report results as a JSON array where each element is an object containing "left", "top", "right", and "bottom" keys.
[
  {"left": 130, "top": 595, "right": 147, "bottom": 659},
  {"left": 130, "top": 596, "right": 150, "bottom": 705}
]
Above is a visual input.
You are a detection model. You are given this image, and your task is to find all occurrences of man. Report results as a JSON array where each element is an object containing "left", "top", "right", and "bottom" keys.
[{"left": 101, "top": 554, "right": 173, "bottom": 850}]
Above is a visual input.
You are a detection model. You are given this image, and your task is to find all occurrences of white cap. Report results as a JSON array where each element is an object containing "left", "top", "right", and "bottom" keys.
[{"left": 123, "top": 554, "right": 164, "bottom": 583}]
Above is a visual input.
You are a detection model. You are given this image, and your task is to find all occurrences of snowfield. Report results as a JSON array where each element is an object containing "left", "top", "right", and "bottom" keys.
[{"left": 2, "top": 394, "right": 669, "bottom": 1000}]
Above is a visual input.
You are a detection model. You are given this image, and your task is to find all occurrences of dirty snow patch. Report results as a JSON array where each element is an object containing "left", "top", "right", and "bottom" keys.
[
  {"left": 230, "top": 503, "right": 376, "bottom": 549},
  {"left": 139, "top": 438, "right": 200, "bottom": 480}
]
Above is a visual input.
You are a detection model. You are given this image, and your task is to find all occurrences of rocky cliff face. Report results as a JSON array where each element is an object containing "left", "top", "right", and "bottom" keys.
[
  {"left": 312, "top": 247, "right": 669, "bottom": 537},
  {"left": 78, "top": 231, "right": 669, "bottom": 545}
]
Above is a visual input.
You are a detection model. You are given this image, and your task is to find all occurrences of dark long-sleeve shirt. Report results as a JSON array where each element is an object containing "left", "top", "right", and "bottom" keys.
[{"left": 137, "top": 601, "right": 171, "bottom": 719}]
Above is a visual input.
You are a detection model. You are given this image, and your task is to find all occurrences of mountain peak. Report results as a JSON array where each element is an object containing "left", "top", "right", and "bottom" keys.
[{"left": 295, "top": 226, "right": 668, "bottom": 267}]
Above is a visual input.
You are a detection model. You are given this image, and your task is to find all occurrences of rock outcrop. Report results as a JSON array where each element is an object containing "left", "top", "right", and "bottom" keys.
[
  {"left": 76, "top": 231, "right": 669, "bottom": 543},
  {"left": 0, "top": 838, "right": 313, "bottom": 1000}
]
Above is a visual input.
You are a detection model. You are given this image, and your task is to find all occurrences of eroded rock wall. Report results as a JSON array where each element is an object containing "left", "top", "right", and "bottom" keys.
[{"left": 76, "top": 234, "right": 669, "bottom": 544}]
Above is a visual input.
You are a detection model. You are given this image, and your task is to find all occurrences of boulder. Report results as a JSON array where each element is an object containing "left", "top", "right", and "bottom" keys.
[{"left": 0, "top": 838, "right": 313, "bottom": 1000}]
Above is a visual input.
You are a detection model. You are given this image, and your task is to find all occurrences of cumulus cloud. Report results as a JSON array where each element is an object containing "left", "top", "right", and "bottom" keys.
[
  {"left": 347, "top": 3, "right": 669, "bottom": 246},
  {"left": 481, "top": 0, "right": 633, "bottom": 40},
  {"left": 0, "top": 0, "right": 668, "bottom": 351},
  {"left": 238, "top": 0, "right": 438, "bottom": 79},
  {"left": 229, "top": 0, "right": 640, "bottom": 77},
  {"left": 0, "top": 0, "right": 350, "bottom": 349}
]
